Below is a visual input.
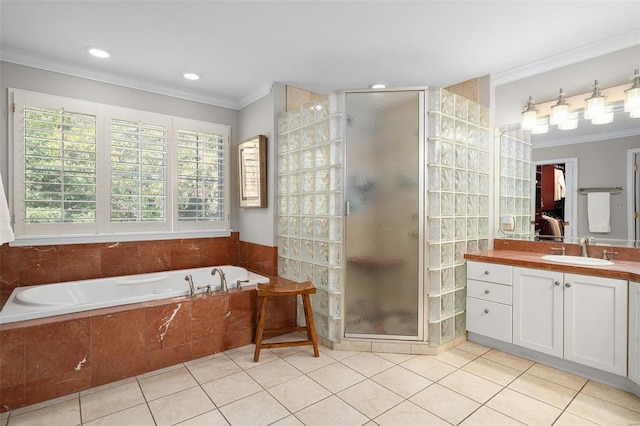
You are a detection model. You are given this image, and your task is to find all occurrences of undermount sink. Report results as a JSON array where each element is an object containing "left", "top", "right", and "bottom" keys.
[{"left": 540, "top": 255, "right": 614, "bottom": 267}]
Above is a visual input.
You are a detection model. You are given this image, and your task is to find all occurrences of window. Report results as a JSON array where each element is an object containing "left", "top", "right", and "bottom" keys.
[{"left": 10, "top": 90, "right": 230, "bottom": 244}]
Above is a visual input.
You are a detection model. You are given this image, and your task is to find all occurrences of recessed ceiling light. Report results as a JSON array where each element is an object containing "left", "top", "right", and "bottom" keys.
[
  {"left": 370, "top": 83, "right": 387, "bottom": 89},
  {"left": 182, "top": 72, "right": 200, "bottom": 81},
  {"left": 86, "top": 46, "right": 110, "bottom": 58}
]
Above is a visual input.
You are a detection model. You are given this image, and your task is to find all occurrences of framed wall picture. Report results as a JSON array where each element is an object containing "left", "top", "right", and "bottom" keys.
[{"left": 238, "top": 135, "right": 267, "bottom": 208}]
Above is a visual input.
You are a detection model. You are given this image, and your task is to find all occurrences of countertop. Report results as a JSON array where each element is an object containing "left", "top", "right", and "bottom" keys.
[{"left": 465, "top": 250, "right": 640, "bottom": 282}]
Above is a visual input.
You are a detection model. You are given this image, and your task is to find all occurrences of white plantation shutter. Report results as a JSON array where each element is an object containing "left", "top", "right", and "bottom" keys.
[
  {"left": 110, "top": 118, "right": 168, "bottom": 225},
  {"left": 23, "top": 106, "right": 98, "bottom": 224},
  {"left": 11, "top": 89, "right": 230, "bottom": 243},
  {"left": 177, "top": 129, "right": 225, "bottom": 222}
]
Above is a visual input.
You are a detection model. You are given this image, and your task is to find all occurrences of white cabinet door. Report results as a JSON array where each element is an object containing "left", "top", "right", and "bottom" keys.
[
  {"left": 564, "top": 273, "right": 628, "bottom": 376},
  {"left": 513, "top": 267, "right": 563, "bottom": 357},
  {"left": 629, "top": 281, "right": 640, "bottom": 384}
]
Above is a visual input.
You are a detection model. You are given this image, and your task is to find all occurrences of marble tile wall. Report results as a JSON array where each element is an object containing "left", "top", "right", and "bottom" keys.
[
  {"left": 0, "top": 279, "right": 297, "bottom": 412},
  {"left": 0, "top": 234, "right": 279, "bottom": 306}
]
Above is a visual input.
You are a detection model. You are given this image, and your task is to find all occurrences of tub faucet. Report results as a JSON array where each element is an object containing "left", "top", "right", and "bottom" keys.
[
  {"left": 211, "top": 268, "right": 228, "bottom": 293},
  {"left": 184, "top": 274, "right": 196, "bottom": 297}
]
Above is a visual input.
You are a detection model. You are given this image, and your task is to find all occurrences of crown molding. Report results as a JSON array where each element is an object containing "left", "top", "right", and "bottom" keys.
[
  {"left": 533, "top": 126, "right": 640, "bottom": 150},
  {"left": 0, "top": 48, "right": 275, "bottom": 110},
  {"left": 493, "top": 28, "right": 640, "bottom": 86},
  {"left": 237, "top": 82, "right": 274, "bottom": 110}
]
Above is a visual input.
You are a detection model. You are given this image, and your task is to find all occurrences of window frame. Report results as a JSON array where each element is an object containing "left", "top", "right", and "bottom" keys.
[{"left": 9, "top": 89, "right": 231, "bottom": 246}]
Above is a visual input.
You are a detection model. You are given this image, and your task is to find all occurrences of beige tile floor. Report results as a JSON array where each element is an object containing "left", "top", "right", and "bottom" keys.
[{"left": 3, "top": 334, "right": 640, "bottom": 426}]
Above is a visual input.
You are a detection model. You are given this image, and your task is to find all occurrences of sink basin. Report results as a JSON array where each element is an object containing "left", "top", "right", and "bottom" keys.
[{"left": 540, "top": 255, "right": 614, "bottom": 266}]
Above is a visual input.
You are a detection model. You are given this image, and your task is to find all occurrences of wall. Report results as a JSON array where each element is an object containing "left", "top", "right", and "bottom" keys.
[
  {"left": 0, "top": 61, "right": 283, "bottom": 276},
  {"left": 236, "top": 83, "right": 285, "bottom": 247},
  {"left": 533, "top": 135, "right": 637, "bottom": 240}
]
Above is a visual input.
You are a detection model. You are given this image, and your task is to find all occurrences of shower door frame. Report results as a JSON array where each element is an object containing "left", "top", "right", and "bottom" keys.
[{"left": 341, "top": 88, "right": 426, "bottom": 342}]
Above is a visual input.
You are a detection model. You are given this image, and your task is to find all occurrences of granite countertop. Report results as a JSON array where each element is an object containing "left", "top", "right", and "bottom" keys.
[{"left": 465, "top": 249, "right": 640, "bottom": 282}]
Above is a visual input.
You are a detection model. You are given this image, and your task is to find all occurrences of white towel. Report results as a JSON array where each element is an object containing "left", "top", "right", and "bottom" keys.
[
  {"left": 587, "top": 192, "right": 611, "bottom": 233},
  {"left": 0, "top": 174, "right": 15, "bottom": 244},
  {"left": 554, "top": 168, "right": 565, "bottom": 201}
]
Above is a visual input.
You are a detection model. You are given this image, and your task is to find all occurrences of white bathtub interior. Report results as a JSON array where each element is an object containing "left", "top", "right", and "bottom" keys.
[{"left": 0, "top": 265, "right": 269, "bottom": 324}]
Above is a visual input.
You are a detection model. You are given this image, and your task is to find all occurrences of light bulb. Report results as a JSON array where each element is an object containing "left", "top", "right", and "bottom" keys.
[
  {"left": 625, "top": 69, "right": 640, "bottom": 115},
  {"left": 584, "top": 80, "right": 607, "bottom": 120},
  {"left": 550, "top": 89, "right": 570, "bottom": 126}
]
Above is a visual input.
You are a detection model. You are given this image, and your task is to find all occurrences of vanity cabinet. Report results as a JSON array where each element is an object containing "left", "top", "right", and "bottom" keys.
[
  {"left": 466, "top": 261, "right": 513, "bottom": 343},
  {"left": 513, "top": 267, "right": 563, "bottom": 357},
  {"left": 513, "top": 267, "right": 627, "bottom": 376},
  {"left": 630, "top": 281, "right": 640, "bottom": 385}
]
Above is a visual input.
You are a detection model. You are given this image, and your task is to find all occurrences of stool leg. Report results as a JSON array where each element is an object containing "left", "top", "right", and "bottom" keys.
[
  {"left": 254, "top": 296, "right": 269, "bottom": 362},
  {"left": 302, "top": 294, "right": 319, "bottom": 357}
]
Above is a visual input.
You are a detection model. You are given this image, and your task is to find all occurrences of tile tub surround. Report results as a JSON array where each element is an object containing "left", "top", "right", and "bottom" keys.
[
  {"left": 0, "top": 234, "right": 241, "bottom": 293},
  {"left": 0, "top": 234, "right": 278, "bottom": 308},
  {"left": 0, "top": 277, "right": 297, "bottom": 412}
]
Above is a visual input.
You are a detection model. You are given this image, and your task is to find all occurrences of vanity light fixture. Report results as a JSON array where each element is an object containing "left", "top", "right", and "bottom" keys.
[
  {"left": 550, "top": 89, "right": 570, "bottom": 126},
  {"left": 624, "top": 69, "right": 640, "bottom": 118},
  {"left": 590, "top": 105, "right": 614, "bottom": 125},
  {"left": 370, "top": 83, "right": 387, "bottom": 89},
  {"left": 86, "top": 46, "right": 110, "bottom": 58},
  {"left": 557, "top": 112, "right": 579, "bottom": 130},
  {"left": 520, "top": 71, "right": 640, "bottom": 134},
  {"left": 584, "top": 80, "right": 607, "bottom": 122},
  {"left": 521, "top": 96, "right": 538, "bottom": 131},
  {"left": 182, "top": 72, "right": 200, "bottom": 81},
  {"left": 530, "top": 118, "right": 549, "bottom": 135}
]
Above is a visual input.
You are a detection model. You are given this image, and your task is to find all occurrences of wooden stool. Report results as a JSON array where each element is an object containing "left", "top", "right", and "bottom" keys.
[{"left": 253, "top": 281, "right": 320, "bottom": 362}]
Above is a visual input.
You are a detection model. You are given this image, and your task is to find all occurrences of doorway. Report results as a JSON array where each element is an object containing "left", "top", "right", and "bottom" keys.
[{"left": 531, "top": 158, "right": 577, "bottom": 241}]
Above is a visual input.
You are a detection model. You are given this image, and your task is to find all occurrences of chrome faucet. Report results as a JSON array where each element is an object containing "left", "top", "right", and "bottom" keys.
[
  {"left": 211, "top": 268, "right": 228, "bottom": 293},
  {"left": 184, "top": 274, "right": 196, "bottom": 297},
  {"left": 579, "top": 237, "right": 594, "bottom": 257},
  {"left": 236, "top": 279, "right": 250, "bottom": 290}
]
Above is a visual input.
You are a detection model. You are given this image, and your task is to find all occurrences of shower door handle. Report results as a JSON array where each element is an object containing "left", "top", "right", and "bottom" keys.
[{"left": 345, "top": 200, "right": 350, "bottom": 216}]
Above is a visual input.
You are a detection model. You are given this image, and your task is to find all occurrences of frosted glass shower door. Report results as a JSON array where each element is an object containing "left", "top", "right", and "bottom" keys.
[{"left": 344, "top": 91, "right": 423, "bottom": 339}]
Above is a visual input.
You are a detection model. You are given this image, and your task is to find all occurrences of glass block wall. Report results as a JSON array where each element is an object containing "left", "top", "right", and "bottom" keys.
[
  {"left": 277, "top": 92, "right": 344, "bottom": 342},
  {"left": 278, "top": 88, "right": 490, "bottom": 348},
  {"left": 498, "top": 127, "right": 532, "bottom": 240},
  {"left": 426, "top": 88, "right": 491, "bottom": 347}
]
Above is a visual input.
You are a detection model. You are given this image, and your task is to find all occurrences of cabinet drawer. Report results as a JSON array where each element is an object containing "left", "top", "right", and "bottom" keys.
[
  {"left": 466, "top": 298, "right": 512, "bottom": 343},
  {"left": 467, "top": 261, "right": 512, "bottom": 285},
  {"left": 467, "top": 280, "right": 512, "bottom": 305}
]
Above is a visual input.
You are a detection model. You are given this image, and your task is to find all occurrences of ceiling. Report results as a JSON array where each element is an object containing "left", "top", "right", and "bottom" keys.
[{"left": 1, "top": 1, "right": 639, "bottom": 110}]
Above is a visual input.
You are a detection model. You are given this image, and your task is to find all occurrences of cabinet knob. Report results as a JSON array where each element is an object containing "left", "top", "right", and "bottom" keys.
[
  {"left": 484, "top": 289, "right": 490, "bottom": 294},
  {"left": 484, "top": 309, "right": 489, "bottom": 314},
  {"left": 565, "top": 283, "right": 571, "bottom": 288},
  {"left": 554, "top": 281, "right": 560, "bottom": 286},
  {"left": 484, "top": 270, "right": 490, "bottom": 275}
]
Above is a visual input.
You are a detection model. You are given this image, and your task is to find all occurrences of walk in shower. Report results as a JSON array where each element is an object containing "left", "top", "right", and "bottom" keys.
[{"left": 277, "top": 88, "right": 490, "bottom": 349}]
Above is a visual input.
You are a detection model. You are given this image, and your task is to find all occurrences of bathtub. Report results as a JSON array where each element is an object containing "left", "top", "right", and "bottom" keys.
[{"left": 0, "top": 265, "right": 269, "bottom": 324}]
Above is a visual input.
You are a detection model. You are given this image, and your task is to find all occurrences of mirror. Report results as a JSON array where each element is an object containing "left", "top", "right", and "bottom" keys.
[
  {"left": 497, "top": 109, "right": 640, "bottom": 248},
  {"left": 238, "top": 135, "right": 267, "bottom": 208}
]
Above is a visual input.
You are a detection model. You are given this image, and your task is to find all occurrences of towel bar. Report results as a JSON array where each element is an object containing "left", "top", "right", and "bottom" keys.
[{"left": 578, "top": 186, "right": 623, "bottom": 194}]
